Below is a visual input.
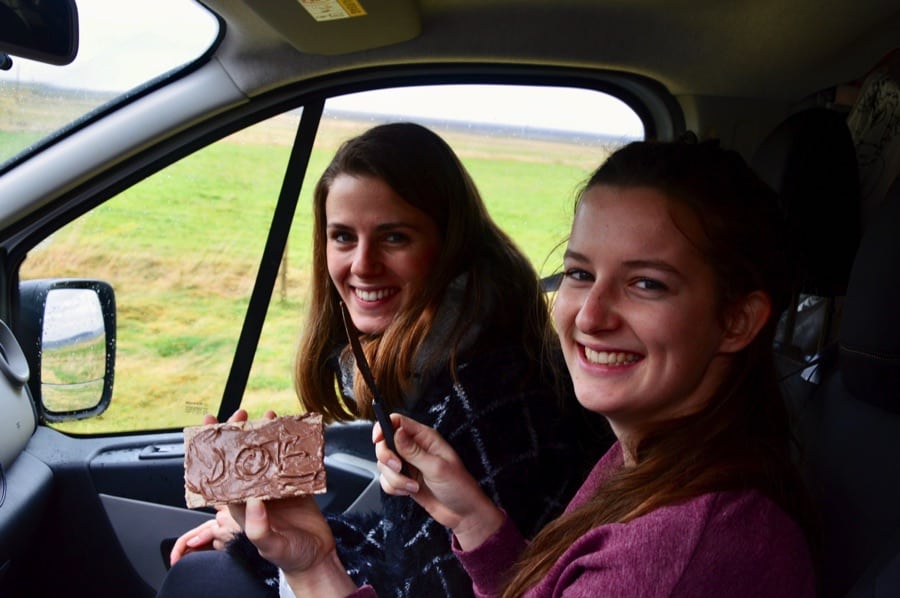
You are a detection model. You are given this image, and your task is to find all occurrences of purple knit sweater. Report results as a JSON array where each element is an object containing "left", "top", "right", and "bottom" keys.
[{"left": 350, "top": 442, "right": 815, "bottom": 597}]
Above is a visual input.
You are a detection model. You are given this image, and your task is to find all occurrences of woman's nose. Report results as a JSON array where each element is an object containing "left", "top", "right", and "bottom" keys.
[
  {"left": 575, "top": 283, "right": 619, "bottom": 332},
  {"left": 350, "top": 242, "right": 382, "bottom": 276}
]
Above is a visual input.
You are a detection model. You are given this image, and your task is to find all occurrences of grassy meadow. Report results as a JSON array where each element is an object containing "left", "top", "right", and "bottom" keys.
[{"left": 18, "top": 112, "right": 617, "bottom": 434}]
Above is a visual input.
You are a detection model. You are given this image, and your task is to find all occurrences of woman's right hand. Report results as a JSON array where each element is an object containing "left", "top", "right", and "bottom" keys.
[{"left": 375, "top": 414, "right": 506, "bottom": 551}]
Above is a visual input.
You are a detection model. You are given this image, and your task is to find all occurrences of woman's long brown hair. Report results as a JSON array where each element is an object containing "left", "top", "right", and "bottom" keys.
[
  {"left": 502, "top": 139, "right": 816, "bottom": 596},
  {"left": 294, "top": 122, "right": 556, "bottom": 422}
]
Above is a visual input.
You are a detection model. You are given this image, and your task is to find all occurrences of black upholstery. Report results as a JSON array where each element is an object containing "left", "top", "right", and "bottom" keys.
[
  {"left": 751, "top": 107, "right": 861, "bottom": 410},
  {"left": 752, "top": 107, "right": 861, "bottom": 365},
  {"left": 796, "top": 177, "right": 900, "bottom": 597},
  {"left": 838, "top": 177, "right": 900, "bottom": 416},
  {"left": 751, "top": 107, "right": 861, "bottom": 299}
]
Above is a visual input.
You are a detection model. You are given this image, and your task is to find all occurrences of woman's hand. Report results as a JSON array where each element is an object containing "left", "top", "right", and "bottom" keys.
[
  {"left": 169, "top": 506, "right": 241, "bottom": 565},
  {"left": 375, "top": 414, "right": 506, "bottom": 551},
  {"left": 219, "top": 407, "right": 354, "bottom": 595},
  {"left": 227, "top": 497, "right": 356, "bottom": 597}
]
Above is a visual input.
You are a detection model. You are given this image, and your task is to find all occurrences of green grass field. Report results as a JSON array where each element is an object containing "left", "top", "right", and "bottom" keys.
[{"left": 18, "top": 114, "right": 617, "bottom": 434}]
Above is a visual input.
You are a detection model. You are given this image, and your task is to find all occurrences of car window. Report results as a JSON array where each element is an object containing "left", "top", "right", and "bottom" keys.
[
  {"left": 0, "top": 0, "right": 218, "bottom": 168},
  {"left": 20, "top": 114, "right": 297, "bottom": 433},
  {"left": 21, "top": 84, "right": 642, "bottom": 434}
]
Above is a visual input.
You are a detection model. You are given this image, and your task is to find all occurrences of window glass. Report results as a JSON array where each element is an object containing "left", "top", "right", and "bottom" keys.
[
  {"left": 0, "top": 0, "right": 218, "bottom": 167},
  {"left": 21, "top": 113, "right": 297, "bottom": 434},
  {"left": 23, "top": 83, "right": 642, "bottom": 433}
]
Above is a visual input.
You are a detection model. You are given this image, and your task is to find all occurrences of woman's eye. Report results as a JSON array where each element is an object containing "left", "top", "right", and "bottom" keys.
[
  {"left": 563, "top": 268, "right": 592, "bottom": 282},
  {"left": 384, "top": 232, "right": 410, "bottom": 244},
  {"left": 634, "top": 278, "right": 667, "bottom": 291},
  {"left": 330, "top": 231, "right": 354, "bottom": 244}
]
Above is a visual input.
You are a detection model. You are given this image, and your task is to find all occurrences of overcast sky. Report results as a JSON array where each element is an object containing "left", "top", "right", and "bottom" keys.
[
  {"left": 4, "top": 0, "right": 217, "bottom": 91},
  {"left": 328, "top": 86, "right": 643, "bottom": 138},
  {"left": 3, "top": 0, "right": 643, "bottom": 138}
]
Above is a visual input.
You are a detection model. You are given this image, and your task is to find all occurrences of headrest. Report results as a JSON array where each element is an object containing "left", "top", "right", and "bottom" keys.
[
  {"left": 751, "top": 107, "right": 861, "bottom": 297},
  {"left": 839, "top": 177, "right": 900, "bottom": 414}
]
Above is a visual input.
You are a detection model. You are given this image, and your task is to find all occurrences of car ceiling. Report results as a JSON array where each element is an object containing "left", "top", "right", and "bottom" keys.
[{"left": 203, "top": 0, "right": 900, "bottom": 102}]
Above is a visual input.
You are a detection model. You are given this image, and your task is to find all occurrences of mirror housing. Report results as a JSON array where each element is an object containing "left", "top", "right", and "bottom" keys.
[
  {"left": 0, "top": 0, "right": 79, "bottom": 68},
  {"left": 18, "top": 279, "right": 116, "bottom": 422}
]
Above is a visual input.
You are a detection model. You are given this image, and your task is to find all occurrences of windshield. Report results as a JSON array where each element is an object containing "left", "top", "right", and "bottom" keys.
[{"left": 0, "top": 0, "right": 219, "bottom": 167}]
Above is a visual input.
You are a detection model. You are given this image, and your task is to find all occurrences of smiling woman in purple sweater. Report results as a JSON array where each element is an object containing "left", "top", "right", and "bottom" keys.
[{"left": 225, "top": 138, "right": 817, "bottom": 597}]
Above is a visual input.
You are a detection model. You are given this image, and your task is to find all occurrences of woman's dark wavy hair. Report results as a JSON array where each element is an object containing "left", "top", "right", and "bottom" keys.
[
  {"left": 503, "top": 137, "right": 816, "bottom": 596},
  {"left": 294, "top": 122, "right": 556, "bottom": 422}
]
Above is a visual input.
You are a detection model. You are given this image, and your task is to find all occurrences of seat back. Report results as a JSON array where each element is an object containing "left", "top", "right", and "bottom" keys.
[
  {"left": 796, "top": 177, "right": 900, "bottom": 597},
  {"left": 751, "top": 107, "right": 861, "bottom": 360}
]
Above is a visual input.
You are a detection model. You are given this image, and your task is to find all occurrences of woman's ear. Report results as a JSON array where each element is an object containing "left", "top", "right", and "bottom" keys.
[{"left": 718, "top": 290, "right": 771, "bottom": 354}]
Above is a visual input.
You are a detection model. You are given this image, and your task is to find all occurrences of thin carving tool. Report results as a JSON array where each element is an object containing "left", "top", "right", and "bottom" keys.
[{"left": 339, "top": 302, "right": 408, "bottom": 475}]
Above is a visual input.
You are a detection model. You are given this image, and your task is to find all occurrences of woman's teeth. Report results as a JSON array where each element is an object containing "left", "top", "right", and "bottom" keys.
[
  {"left": 584, "top": 347, "right": 640, "bottom": 366},
  {"left": 354, "top": 288, "right": 397, "bottom": 302}
]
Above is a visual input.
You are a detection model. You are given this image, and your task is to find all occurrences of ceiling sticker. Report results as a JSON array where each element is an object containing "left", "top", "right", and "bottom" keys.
[{"left": 299, "top": 0, "right": 367, "bottom": 22}]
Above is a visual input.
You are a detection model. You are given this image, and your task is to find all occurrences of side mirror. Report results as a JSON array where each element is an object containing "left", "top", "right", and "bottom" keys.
[
  {"left": 18, "top": 279, "right": 116, "bottom": 422},
  {"left": 0, "top": 0, "right": 79, "bottom": 68}
]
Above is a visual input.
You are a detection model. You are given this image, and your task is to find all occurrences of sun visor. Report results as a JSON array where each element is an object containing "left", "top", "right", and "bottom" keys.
[{"left": 245, "top": 0, "right": 420, "bottom": 55}]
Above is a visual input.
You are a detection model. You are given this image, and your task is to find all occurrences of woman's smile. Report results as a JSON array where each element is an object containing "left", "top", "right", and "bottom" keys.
[
  {"left": 581, "top": 345, "right": 643, "bottom": 367},
  {"left": 352, "top": 286, "right": 400, "bottom": 303}
]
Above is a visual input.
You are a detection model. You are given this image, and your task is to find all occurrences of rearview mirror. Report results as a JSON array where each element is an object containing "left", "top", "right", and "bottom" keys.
[
  {"left": 0, "top": 0, "right": 79, "bottom": 68},
  {"left": 18, "top": 279, "right": 116, "bottom": 422}
]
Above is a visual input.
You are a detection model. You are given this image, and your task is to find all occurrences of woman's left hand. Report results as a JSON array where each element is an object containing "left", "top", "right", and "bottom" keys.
[
  {"left": 375, "top": 414, "right": 506, "bottom": 551},
  {"left": 228, "top": 496, "right": 357, "bottom": 596}
]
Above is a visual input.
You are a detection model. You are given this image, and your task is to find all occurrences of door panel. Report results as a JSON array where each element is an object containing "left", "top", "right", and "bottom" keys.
[
  {"left": 0, "top": 452, "right": 53, "bottom": 595},
  {"left": 100, "top": 494, "right": 213, "bottom": 590},
  {"left": 8, "top": 421, "right": 377, "bottom": 596}
]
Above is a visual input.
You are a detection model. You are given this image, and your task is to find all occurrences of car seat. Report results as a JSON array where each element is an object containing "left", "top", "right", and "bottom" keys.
[
  {"left": 750, "top": 106, "right": 861, "bottom": 363},
  {"left": 794, "top": 176, "right": 900, "bottom": 597}
]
